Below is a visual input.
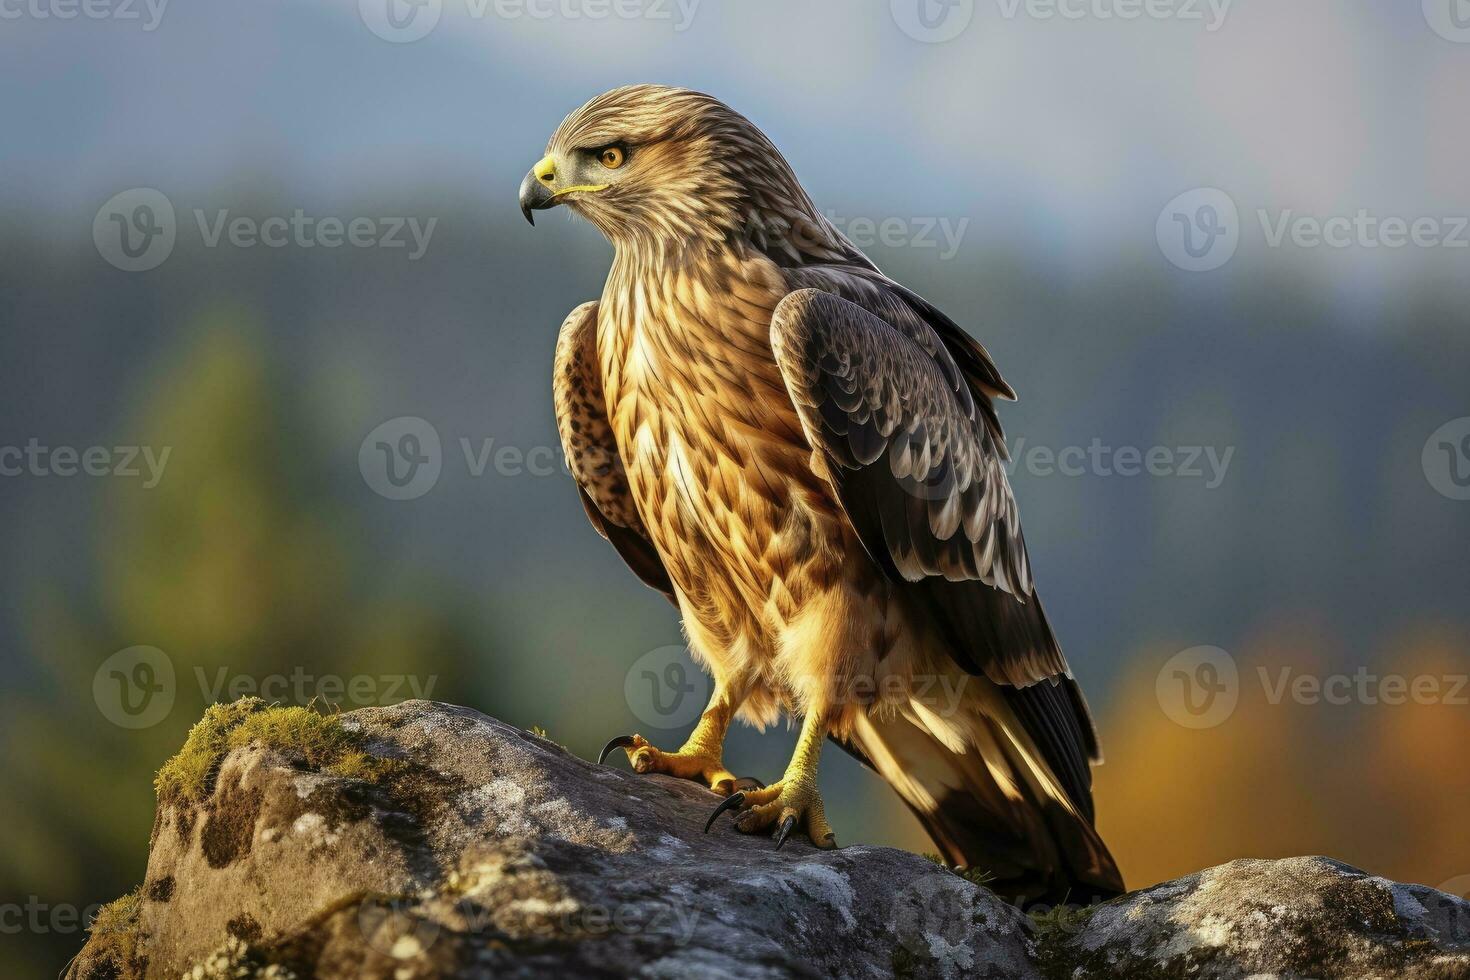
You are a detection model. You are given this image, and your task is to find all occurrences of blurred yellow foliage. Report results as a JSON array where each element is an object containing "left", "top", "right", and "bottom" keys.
[{"left": 1095, "top": 622, "right": 1470, "bottom": 892}]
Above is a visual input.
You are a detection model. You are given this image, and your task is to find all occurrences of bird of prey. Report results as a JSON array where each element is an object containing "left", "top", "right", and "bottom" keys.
[{"left": 520, "top": 85, "right": 1123, "bottom": 903}]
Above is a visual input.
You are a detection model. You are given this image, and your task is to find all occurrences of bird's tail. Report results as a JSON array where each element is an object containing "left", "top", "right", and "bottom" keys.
[{"left": 841, "top": 678, "right": 1124, "bottom": 908}]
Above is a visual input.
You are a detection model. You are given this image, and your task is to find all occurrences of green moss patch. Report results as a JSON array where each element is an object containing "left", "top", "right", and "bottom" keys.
[
  {"left": 90, "top": 887, "right": 142, "bottom": 936},
  {"left": 76, "top": 888, "right": 147, "bottom": 980},
  {"left": 155, "top": 698, "right": 398, "bottom": 806}
]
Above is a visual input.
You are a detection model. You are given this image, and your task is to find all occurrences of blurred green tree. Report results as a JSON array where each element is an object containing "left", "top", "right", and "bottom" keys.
[{"left": 0, "top": 313, "right": 489, "bottom": 974}]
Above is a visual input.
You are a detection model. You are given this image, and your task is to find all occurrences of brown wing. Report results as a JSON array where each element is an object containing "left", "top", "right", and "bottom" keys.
[
  {"left": 553, "top": 301, "right": 675, "bottom": 603},
  {"left": 770, "top": 285, "right": 1104, "bottom": 820}
]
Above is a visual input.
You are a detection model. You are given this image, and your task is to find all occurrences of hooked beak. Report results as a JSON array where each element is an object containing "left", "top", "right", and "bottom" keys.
[
  {"left": 519, "top": 153, "right": 609, "bottom": 226},
  {"left": 519, "top": 155, "right": 557, "bottom": 226}
]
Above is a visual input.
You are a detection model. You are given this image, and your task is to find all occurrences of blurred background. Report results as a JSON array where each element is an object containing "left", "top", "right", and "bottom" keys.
[{"left": 4, "top": 0, "right": 1470, "bottom": 971}]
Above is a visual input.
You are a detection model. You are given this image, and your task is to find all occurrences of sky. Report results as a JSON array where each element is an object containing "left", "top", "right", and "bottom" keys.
[{"left": 3, "top": 0, "right": 1468, "bottom": 295}]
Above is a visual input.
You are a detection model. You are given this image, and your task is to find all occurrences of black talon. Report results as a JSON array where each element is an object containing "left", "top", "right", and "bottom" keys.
[
  {"left": 774, "top": 814, "right": 797, "bottom": 850},
  {"left": 703, "top": 791, "right": 746, "bottom": 833},
  {"left": 597, "top": 735, "right": 637, "bottom": 766}
]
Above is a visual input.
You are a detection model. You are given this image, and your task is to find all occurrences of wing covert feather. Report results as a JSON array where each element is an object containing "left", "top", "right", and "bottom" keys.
[{"left": 553, "top": 301, "right": 675, "bottom": 602}]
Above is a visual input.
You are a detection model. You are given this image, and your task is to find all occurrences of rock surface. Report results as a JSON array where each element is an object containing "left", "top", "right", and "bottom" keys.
[{"left": 69, "top": 699, "right": 1470, "bottom": 980}]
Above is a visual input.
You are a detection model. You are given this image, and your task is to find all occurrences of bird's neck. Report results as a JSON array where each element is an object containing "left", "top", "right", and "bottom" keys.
[{"left": 599, "top": 246, "right": 787, "bottom": 390}]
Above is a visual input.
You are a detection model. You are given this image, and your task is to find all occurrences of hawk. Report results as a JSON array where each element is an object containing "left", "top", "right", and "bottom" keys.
[{"left": 520, "top": 85, "right": 1123, "bottom": 903}]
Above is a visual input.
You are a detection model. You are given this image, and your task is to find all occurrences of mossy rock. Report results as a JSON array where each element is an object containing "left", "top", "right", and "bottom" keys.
[{"left": 155, "top": 698, "right": 400, "bottom": 807}]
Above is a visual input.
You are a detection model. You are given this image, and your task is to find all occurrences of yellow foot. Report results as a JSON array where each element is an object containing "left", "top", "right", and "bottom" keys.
[
  {"left": 704, "top": 778, "right": 837, "bottom": 849},
  {"left": 596, "top": 734, "right": 756, "bottom": 796}
]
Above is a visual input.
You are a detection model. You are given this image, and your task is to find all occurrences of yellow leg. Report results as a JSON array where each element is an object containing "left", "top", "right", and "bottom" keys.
[
  {"left": 601, "top": 687, "right": 745, "bottom": 795},
  {"left": 724, "top": 708, "right": 836, "bottom": 849}
]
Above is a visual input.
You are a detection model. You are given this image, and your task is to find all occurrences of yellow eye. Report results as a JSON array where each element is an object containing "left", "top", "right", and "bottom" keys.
[{"left": 599, "top": 146, "right": 626, "bottom": 169}]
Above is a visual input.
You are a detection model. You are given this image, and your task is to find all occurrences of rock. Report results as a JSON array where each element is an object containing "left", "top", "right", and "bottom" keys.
[
  {"left": 1051, "top": 856, "right": 1470, "bottom": 980},
  {"left": 68, "top": 699, "right": 1037, "bottom": 980},
  {"left": 68, "top": 698, "right": 1470, "bottom": 980}
]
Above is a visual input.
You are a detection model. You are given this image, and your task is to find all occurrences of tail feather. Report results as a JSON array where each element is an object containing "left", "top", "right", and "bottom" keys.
[{"left": 844, "top": 690, "right": 1124, "bottom": 906}]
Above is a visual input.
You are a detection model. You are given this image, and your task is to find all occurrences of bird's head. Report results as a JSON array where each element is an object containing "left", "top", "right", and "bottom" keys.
[{"left": 519, "top": 85, "right": 847, "bottom": 261}]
